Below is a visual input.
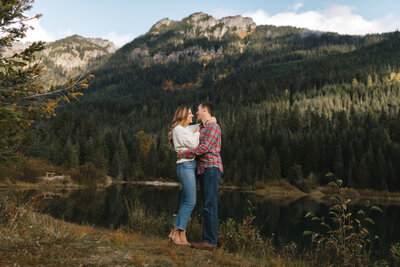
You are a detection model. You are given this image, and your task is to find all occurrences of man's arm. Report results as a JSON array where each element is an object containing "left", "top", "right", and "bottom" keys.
[{"left": 182, "top": 124, "right": 220, "bottom": 159}]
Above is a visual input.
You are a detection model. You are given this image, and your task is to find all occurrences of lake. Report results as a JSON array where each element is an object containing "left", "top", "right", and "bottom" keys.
[{"left": 22, "top": 183, "right": 400, "bottom": 258}]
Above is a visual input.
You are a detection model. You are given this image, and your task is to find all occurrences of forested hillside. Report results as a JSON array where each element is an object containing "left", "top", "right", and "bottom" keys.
[{"left": 25, "top": 12, "right": 400, "bottom": 191}]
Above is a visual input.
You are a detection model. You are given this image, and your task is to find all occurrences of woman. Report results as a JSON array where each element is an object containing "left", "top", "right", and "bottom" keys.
[{"left": 167, "top": 106, "right": 214, "bottom": 245}]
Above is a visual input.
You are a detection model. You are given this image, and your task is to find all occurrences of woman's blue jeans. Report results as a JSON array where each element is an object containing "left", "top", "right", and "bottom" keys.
[{"left": 174, "top": 160, "right": 197, "bottom": 230}]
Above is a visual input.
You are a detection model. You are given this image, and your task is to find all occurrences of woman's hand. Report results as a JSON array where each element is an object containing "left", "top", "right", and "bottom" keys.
[
  {"left": 210, "top": 116, "right": 217, "bottom": 123},
  {"left": 195, "top": 126, "right": 200, "bottom": 132}
]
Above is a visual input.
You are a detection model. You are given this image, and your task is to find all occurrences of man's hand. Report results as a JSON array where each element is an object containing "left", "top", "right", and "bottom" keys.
[{"left": 177, "top": 150, "right": 184, "bottom": 160}]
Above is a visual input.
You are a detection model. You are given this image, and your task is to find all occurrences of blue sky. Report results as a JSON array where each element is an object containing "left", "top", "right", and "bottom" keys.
[{"left": 25, "top": 0, "right": 400, "bottom": 46}]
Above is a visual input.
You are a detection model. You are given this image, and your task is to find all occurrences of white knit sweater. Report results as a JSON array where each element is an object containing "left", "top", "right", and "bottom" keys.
[{"left": 172, "top": 124, "right": 200, "bottom": 164}]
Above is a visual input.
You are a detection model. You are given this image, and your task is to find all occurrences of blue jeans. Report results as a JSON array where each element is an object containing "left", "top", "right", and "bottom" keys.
[
  {"left": 174, "top": 160, "right": 197, "bottom": 230},
  {"left": 200, "top": 167, "right": 222, "bottom": 246}
]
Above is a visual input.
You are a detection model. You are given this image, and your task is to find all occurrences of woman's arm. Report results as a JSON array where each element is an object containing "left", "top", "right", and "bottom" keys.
[{"left": 174, "top": 127, "right": 200, "bottom": 149}]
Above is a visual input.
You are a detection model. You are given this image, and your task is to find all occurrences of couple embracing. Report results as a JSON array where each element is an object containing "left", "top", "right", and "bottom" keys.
[{"left": 168, "top": 102, "right": 223, "bottom": 250}]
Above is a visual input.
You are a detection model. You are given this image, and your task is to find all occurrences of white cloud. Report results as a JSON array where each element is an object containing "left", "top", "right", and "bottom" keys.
[
  {"left": 289, "top": 1, "right": 304, "bottom": 11},
  {"left": 243, "top": 5, "right": 400, "bottom": 35},
  {"left": 102, "top": 31, "right": 135, "bottom": 47},
  {"left": 22, "top": 17, "right": 56, "bottom": 42},
  {"left": 210, "top": 8, "right": 239, "bottom": 19},
  {"left": 20, "top": 16, "right": 134, "bottom": 47}
]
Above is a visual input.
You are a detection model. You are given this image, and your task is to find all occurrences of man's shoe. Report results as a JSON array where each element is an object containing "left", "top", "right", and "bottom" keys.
[{"left": 190, "top": 241, "right": 217, "bottom": 250}]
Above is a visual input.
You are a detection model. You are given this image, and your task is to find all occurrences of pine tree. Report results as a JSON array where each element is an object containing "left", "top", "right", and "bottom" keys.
[
  {"left": 373, "top": 148, "right": 388, "bottom": 190},
  {"left": 288, "top": 163, "right": 303, "bottom": 186},
  {"left": 118, "top": 137, "right": 129, "bottom": 178},
  {"left": 110, "top": 151, "right": 121, "bottom": 179},
  {"left": 367, "top": 75, "right": 373, "bottom": 88},
  {"left": 334, "top": 145, "right": 344, "bottom": 181},
  {"left": 358, "top": 157, "right": 371, "bottom": 189},
  {"left": 266, "top": 147, "right": 281, "bottom": 181},
  {"left": 352, "top": 78, "right": 358, "bottom": 88},
  {"left": 63, "top": 138, "right": 79, "bottom": 169},
  {"left": 93, "top": 139, "right": 108, "bottom": 170}
]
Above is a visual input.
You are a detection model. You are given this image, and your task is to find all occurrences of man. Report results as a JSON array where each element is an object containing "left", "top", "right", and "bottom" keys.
[{"left": 178, "top": 102, "right": 223, "bottom": 250}]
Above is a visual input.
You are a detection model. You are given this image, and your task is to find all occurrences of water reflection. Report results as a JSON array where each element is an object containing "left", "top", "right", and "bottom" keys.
[{"left": 29, "top": 184, "right": 400, "bottom": 257}]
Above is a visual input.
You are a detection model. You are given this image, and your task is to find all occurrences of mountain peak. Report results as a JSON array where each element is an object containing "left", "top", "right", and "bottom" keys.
[
  {"left": 149, "top": 12, "right": 255, "bottom": 39},
  {"left": 186, "top": 12, "right": 214, "bottom": 22},
  {"left": 53, "top": 35, "right": 117, "bottom": 53},
  {"left": 152, "top": 18, "right": 176, "bottom": 30}
]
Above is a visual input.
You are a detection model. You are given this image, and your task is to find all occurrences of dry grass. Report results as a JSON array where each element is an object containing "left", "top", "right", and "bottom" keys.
[{"left": 0, "top": 193, "right": 308, "bottom": 266}]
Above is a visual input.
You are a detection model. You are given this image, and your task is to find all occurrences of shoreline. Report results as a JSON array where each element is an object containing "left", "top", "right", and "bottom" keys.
[{"left": 2, "top": 179, "right": 400, "bottom": 204}]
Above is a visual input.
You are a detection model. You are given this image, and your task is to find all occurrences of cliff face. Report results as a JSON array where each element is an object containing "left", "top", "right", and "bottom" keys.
[
  {"left": 42, "top": 35, "right": 116, "bottom": 69},
  {"left": 149, "top": 12, "right": 256, "bottom": 39}
]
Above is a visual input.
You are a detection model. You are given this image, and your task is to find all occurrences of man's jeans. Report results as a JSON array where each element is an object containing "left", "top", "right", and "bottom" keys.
[
  {"left": 174, "top": 160, "right": 197, "bottom": 230},
  {"left": 200, "top": 167, "right": 222, "bottom": 246}
]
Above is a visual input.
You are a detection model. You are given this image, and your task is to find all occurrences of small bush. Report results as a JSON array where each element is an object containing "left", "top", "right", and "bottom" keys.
[
  {"left": 123, "top": 198, "right": 171, "bottom": 236},
  {"left": 301, "top": 173, "right": 319, "bottom": 193},
  {"left": 288, "top": 164, "right": 319, "bottom": 193},
  {"left": 219, "top": 200, "right": 275, "bottom": 257},
  {"left": 0, "top": 157, "right": 58, "bottom": 183},
  {"left": 71, "top": 162, "right": 107, "bottom": 186}
]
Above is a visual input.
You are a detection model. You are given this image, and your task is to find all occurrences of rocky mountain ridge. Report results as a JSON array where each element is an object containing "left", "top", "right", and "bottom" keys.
[
  {"left": 9, "top": 35, "right": 117, "bottom": 87},
  {"left": 150, "top": 12, "right": 256, "bottom": 39},
  {"left": 129, "top": 12, "right": 256, "bottom": 63}
]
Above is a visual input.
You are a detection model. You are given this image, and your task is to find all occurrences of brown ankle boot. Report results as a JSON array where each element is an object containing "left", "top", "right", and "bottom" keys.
[
  {"left": 179, "top": 230, "right": 190, "bottom": 245},
  {"left": 169, "top": 227, "right": 184, "bottom": 245}
]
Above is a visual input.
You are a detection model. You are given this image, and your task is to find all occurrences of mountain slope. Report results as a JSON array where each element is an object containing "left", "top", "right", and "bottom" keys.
[{"left": 10, "top": 35, "right": 117, "bottom": 87}]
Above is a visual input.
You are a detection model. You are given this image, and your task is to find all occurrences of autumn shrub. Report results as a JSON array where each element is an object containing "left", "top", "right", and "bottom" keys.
[
  {"left": 219, "top": 200, "right": 269, "bottom": 256},
  {"left": 304, "top": 173, "right": 383, "bottom": 266},
  {"left": 71, "top": 162, "right": 107, "bottom": 186},
  {"left": 0, "top": 157, "right": 57, "bottom": 183}
]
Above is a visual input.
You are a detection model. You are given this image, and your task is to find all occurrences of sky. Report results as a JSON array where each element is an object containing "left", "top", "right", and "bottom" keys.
[{"left": 23, "top": 0, "right": 400, "bottom": 47}]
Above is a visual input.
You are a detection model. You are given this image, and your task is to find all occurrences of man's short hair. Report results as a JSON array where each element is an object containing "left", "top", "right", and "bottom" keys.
[{"left": 200, "top": 102, "right": 213, "bottom": 115}]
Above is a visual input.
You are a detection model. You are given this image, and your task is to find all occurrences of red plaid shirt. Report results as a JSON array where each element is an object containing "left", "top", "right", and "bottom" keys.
[{"left": 183, "top": 122, "right": 223, "bottom": 174}]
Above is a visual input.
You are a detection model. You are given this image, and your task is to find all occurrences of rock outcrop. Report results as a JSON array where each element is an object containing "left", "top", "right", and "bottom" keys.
[
  {"left": 132, "top": 12, "right": 256, "bottom": 63},
  {"left": 149, "top": 12, "right": 256, "bottom": 39}
]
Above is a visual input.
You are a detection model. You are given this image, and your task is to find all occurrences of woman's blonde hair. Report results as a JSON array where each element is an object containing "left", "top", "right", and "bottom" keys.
[{"left": 168, "top": 105, "right": 190, "bottom": 147}]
